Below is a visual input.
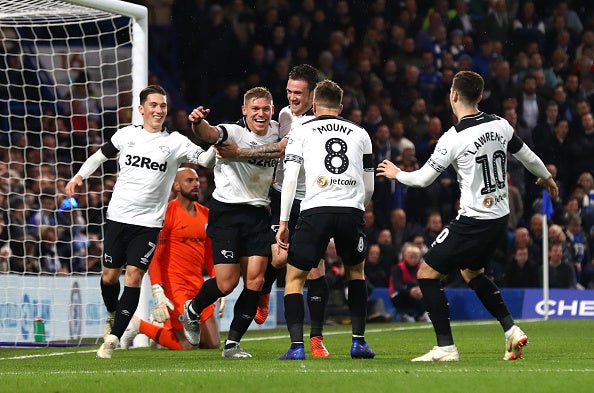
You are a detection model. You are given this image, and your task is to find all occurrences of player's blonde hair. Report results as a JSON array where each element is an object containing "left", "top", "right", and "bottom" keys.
[{"left": 243, "top": 86, "right": 273, "bottom": 106}]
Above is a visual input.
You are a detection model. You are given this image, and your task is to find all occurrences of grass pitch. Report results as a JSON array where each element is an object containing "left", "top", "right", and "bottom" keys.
[{"left": 1, "top": 319, "right": 592, "bottom": 393}]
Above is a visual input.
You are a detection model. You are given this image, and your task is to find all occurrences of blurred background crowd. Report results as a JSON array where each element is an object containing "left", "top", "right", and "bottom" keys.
[{"left": 1, "top": 1, "right": 594, "bottom": 301}]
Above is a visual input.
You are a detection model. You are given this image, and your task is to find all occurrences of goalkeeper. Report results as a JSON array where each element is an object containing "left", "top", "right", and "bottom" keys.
[{"left": 120, "top": 168, "right": 225, "bottom": 350}]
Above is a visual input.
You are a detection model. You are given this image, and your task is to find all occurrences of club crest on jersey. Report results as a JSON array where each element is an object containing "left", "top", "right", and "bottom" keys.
[
  {"left": 483, "top": 196, "right": 495, "bottom": 208},
  {"left": 159, "top": 146, "right": 170, "bottom": 154}
]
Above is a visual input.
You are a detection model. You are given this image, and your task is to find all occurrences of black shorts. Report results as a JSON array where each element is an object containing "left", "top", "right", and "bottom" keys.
[
  {"left": 207, "top": 198, "right": 272, "bottom": 264},
  {"left": 288, "top": 207, "right": 367, "bottom": 272},
  {"left": 424, "top": 214, "right": 509, "bottom": 275},
  {"left": 269, "top": 187, "right": 301, "bottom": 243},
  {"left": 102, "top": 219, "right": 161, "bottom": 270}
]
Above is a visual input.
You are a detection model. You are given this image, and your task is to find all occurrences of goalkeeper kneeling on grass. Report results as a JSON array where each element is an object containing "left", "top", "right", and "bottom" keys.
[{"left": 120, "top": 168, "right": 225, "bottom": 350}]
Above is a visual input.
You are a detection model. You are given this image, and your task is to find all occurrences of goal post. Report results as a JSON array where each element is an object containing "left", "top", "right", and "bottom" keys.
[{"left": 0, "top": 0, "right": 149, "bottom": 346}]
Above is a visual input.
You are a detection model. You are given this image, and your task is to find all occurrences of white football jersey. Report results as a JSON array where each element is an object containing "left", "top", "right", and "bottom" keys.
[
  {"left": 284, "top": 115, "right": 373, "bottom": 212},
  {"left": 212, "top": 119, "right": 281, "bottom": 206},
  {"left": 272, "top": 106, "right": 314, "bottom": 200},
  {"left": 106, "top": 125, "right": 207, "bottom": 228},
  {"left": 427, "top": 112, "right": 515, "bottom": 219}
]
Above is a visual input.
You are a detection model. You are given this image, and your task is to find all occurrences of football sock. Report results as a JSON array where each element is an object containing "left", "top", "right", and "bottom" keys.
[
  {"left": 139, "top": 319, "right": 181, "bottom": 350},
  {"left": 347, "top": 279, "right": 367, "bottom": 336},
  {"left": 285, "top": 293, "right": 305, "bottom": 343},
  {"left": 467, "top": 274, "right": 514, "bottom": 331},
  {"left": 110, "top": 286, "right": 140, "bottom": 338},
  {"left": 417, "top": 278, "right": 454, "bottom": 347},
  {"left": 224, "top": 340, "right": 239, "bottom": 350},
  {"left": 227, "top": 287, "right": 260, "bottom": 342},
  {"left": 100, "top": 278, "right": 120, "bottom": 313},
  {"left": 191, "top": 278, "right": 225, "bottom": 317},
  {"left": 261, "top": 262, "right": 280, "bottom": 295},
  {"left": 307, "top": 276, "right": 329, "bottom": 338}
]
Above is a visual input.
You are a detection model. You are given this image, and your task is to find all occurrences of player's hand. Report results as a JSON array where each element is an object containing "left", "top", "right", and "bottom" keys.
[
  {"left": 410, "top": 286, "right": 423, "bottom": 300},
  {"left": 188, "top": 106, "right": 210, "bottom": 124},
  {"left": 65, "top": 175, "right": 83, "bottom": 197},
  {"left": 151, "top": 284, "right": 174, "bottom": 323},
  {"left": 536, "top": 176, "right": 559, "bottom": 199},
  {"left": 218, "top": 297, "right": 227, "bottom": 318},
  {"left": 376, "top": 159, "right": 401, "bottom": 180},
  {"left": 276, "top": 222, "right": 290, "bottom": 250},
  {"left": 214, "top": 141, "right": 240, "bottom": 158}
]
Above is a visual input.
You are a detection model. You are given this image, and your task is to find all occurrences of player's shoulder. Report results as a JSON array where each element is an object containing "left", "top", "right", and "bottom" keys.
[
  {"left": 194, "top": 201, "right": 210, "bottom": 216},
  {"left": 278, "top": 106, "right": 292, "bottom": 119},
  {"left": 454, "top": 112, "right": 503, "bottom": 133},
  {"left": 113, "top": 124, "right": 141, "bottom": 137},
  {"left": 270, "top": 119, "right": 280, "bottom": 131}
]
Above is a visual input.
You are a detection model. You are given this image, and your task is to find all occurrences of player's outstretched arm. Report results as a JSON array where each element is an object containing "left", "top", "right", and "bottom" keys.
[
  {"left": 65, "top": 148, "right": 109, "bottom": 197},
  {"left": 216, "top": 138, "right": 287, "bottom": 159},
  {"left": 189, "top": 106, "right": 228, "bottom": 145}
]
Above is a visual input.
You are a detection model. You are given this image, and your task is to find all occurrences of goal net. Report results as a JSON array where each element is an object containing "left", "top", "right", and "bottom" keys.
[{"left": 0, "top": 0, "right": 147, "bottom": 346}]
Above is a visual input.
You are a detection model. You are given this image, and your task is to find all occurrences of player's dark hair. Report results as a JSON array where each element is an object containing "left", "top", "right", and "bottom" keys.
[
  {"left": 314, "top": 80, "right": 343, "bottom": 110},
  {"left": 289, "top": 64, "right": 321, "bottom": 92},
  {"left": 452, "top": 71, "right": 483, "bottom": 104},
  {"left": 140, "top": 85, "right": 167, "bottom": 105}
]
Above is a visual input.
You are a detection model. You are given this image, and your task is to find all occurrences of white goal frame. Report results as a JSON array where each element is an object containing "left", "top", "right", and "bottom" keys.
[{"left": 0, "top": 0, "right": 149, "bottom": 346}]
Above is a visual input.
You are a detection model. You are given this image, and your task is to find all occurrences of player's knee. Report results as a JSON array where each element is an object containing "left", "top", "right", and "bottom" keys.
[
  {"left": 271, "top": 245, "right": 288, "bottom": 268},
  {"left": 216, "top": 278, "right": 240, "bottom": 295},
  {"left": 101, "top": 268, "right": 122, "bottom": 285}
]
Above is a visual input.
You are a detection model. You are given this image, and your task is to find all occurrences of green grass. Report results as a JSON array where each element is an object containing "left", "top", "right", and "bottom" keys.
[{"left": 1, "top": 319, "right": 593, "bottom": 393}]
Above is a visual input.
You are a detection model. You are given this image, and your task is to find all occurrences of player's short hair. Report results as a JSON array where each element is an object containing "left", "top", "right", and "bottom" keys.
[
  {"left": 243, "top": 86, "right": 273, "bottom": 106},
  {"left": 140, "top": 85, "right": 167, "bottom": 105},
  {"left": 289, "top": 64, "right": 321, "bottom": 92},
  {"left": 452, "top": 71, "right": 483, "bottom": 105},
  {"left": 313, "top": 80, "right": 343, "bottom": 110}
]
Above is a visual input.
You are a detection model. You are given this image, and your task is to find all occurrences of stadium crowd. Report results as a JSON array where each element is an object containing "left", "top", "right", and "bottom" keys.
[{"left": 1, "top": 0, "right": 594, "bottom": 299}]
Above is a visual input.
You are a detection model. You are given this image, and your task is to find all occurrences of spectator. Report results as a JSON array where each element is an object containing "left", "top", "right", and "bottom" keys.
[
  {"left": 512, "top": 0, "right": 546, "bottom": 53},
  {"left": 363, "top": 209, "right": 381, "bottom": 245},
  {"left": 388, "top": 208, "right": 421, "bottom": 257},
  {"left": 503, "top": 247, "right": 539, "bottom": 288},
  {"left": 569, "top": 112, "right": 594, "bottom": 186},
  {"left": 529, "top": 214, "right": 545, "bottom": 265},
  {"left": 415, "top": 116, "right": 442, "bottom": 165},
  {"left": 376, "top": 228, "right": 398, "bottom": 270},
  {"left": 540, "top": 242, "right": 578, "bottom": 288},
  {"left": 422, "top": 211, "right": 443, "bottom": 247},
  {"left": 516, "top": 74, "right": 545, "bottom": 149},
  {"left": 564, "top": 213, "right": 591, "bottom": 285},
  {"left": 532, "top": 100, "right": 560, "bottom": 156},
  {"left": 371, "top": 123, "right": 400, "bottom": 227},
  {"left": 481, "top": 0, "right": 512, "bottom": 52},
  {"left": 389, "top": 243, "right": 429, "bottom": 322},
  {"left": 403, "top": 97, "right": 430, "bottom": 144},
  {"left": 389, "top": 119, "right": 415, "bottom": 154},
  {"left": 365, "top": 243, "right": 389, "bottom": 288}
]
